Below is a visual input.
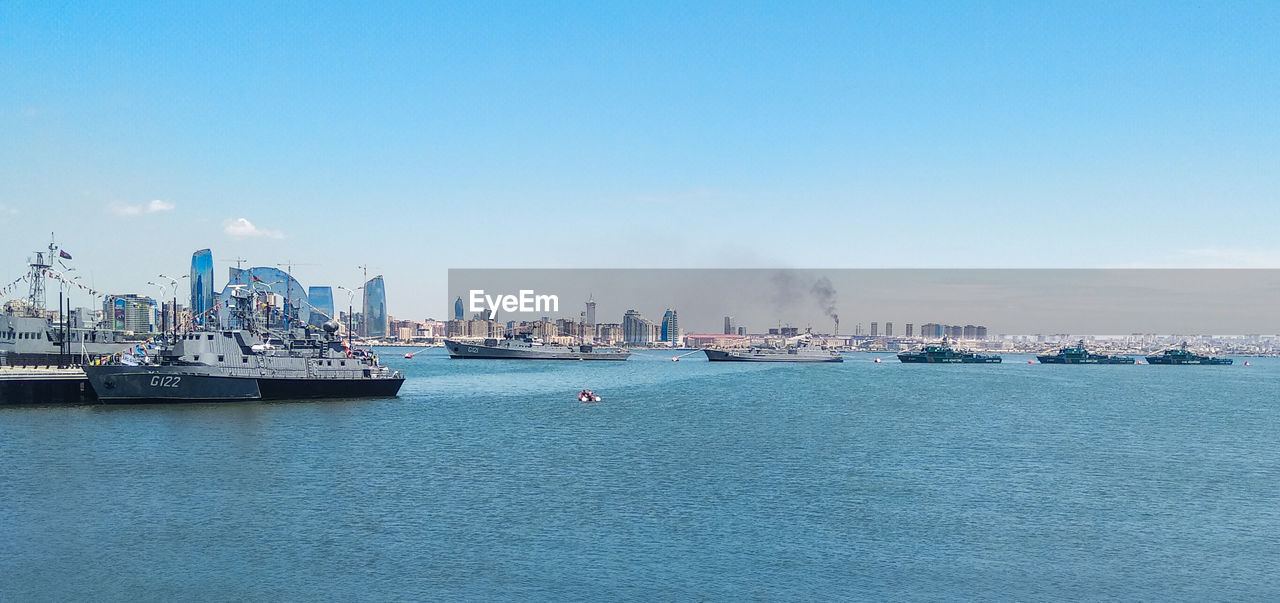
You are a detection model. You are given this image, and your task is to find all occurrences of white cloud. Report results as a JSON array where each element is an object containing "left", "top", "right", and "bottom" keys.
[
  {"left": 108, "top": 199, "right": 176, "bottom": 215},
  {"left": 224, "top": 217, "right": 284, "bottom": 239},
  {"left": 0, "top": 203, "right": 17, "bottom": 215}
]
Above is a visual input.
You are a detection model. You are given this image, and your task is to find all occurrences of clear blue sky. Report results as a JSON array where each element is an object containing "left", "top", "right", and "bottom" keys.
[{"left": 1, "top": 1, "right": 1276, "bottom": 319}]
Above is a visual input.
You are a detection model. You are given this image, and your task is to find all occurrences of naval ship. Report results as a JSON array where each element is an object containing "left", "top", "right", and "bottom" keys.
[
  {"left": 82, "top": 287, "right": 404, "bottom": 403},
  {"left": 703, "top": 334, "right": 843, "bottom": 363},
  {"left": 2, "top": 241, "right": 132, "bottom": 365},
  {"left": 1145, "top": 341, "right": 1233, "bottom": 365},
  {"left": 1037, "top": 341, "right": 1135, "bottom": 364},
  {"left": 445, "top": 335, "right": 630, "bottom": 360},
  {"left": 897, "top": 338, "right": 1002, "bottom": 363}
]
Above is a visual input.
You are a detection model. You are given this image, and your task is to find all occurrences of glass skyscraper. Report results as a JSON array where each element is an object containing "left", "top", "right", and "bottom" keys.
[
  {"left": 453, "top": 296, "right": 464, "bottom": 320},
  {"left": 189, "top": 249, "right": 214, "bottom": 326},
  {"left": 363, "top": 276, "right": 387, "bottom": 338},
  {"left": 660, "top": 309, "right": 678, "bottom": 343},
  {"left": 308, "top": 286, "right": 335, "bottom": 328}
]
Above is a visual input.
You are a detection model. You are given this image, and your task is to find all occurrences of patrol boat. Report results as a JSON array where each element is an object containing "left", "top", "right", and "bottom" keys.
[
  {"left": 897, "top": 337, "right": 1002, "bottom": 363},
  {"left": 82, "top": 287, "right": 404, "bottom": 403},
  {"left": 1037, "top": 340, "right": 1135, "bottom": 364},
  {"left": 703, "top": 334, "right": 843, "bottom": 363},
  {"left": 445, "top": 334, "right": 630, "bottom": 360},
  {"left": 1145, "top": 341, "right": 1233, "bottom": 365}
]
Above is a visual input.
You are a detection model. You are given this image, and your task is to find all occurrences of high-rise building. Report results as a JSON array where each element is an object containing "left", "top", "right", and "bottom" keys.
[
  {"left": 737, "top": 326, "right": 745, "bottom": 336},
  {"left": 906, "top": 323, "right": 914, "bottom": 338},
  {"left": 585, "top": 297, "right": 596, "bottom": 327},
  {"left": 622, "top": 309, "right": 654, "bottom": 346},
  {"left": 104, "top": 294, "right": 156, "bottom": 333},
  {"left": 453, "top": 296, "right": 464, "bottom": 320},
  {"left": 660, "top": 309, "right": 679, "bottom": 344},
  {"left": 920, "top": 323, "right": 943, "bottom": 339},
  {"left": 963, "top": 325, "right": 977, "bottom": 339},
  {"left": 308, "top": 286, "right": 334, "bottom": 328},
  {"left": 363, "top": 276, "right": 388, "bottom": 338},
  {"left": 189, "top": 249, "right": 215, "bottom": 327},
  {"left": 885, "top": 322, "right": 893, "bottom": 337},
  {"left": 871, "top": 322, "right": 879, "bottom": 337},
  {"left": 723, "top": 315, "right": 733, "bottom": 335},
  {"left": 976, "top": 326, "right": 988, "bottom": 340}
]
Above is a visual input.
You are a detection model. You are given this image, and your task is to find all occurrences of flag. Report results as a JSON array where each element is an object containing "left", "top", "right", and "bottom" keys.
[{"left": 59, "top": 250, "right": 72, "bottom": 260}]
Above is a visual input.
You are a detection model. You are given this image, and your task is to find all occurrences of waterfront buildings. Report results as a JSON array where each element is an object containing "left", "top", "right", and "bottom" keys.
[
  {"left": 103, "top": 294, "right": 156, "bottom": 333},
  {"left": 623, "top": 310, "right": 657, "bottom": 346},
  {"left": 453, "top": 296, "right": 464, "bottom": 320},
  {"left": 585, "top": 298, "right": 596, "bottom": 327}
]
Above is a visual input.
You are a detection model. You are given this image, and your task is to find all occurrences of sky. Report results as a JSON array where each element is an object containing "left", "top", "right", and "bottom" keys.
[{"left": 1, "top": 1, "right": 1276, "bottom": 320}]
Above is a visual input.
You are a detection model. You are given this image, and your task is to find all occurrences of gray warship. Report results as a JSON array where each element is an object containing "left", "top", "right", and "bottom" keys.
[
  {"left": 445, "top": 335, "right": 630, "bottom": 360},
  {"left": 1, "top": 240, "right": 132, "bottom": 365},
  {"left": 703, "top": 334, "right": 843, "bottom": 363},
  {"left": 83, "top": 286, "right": 404, "bottom": 403}
]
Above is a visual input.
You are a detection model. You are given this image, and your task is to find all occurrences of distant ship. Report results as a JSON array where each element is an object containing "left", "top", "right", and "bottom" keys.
[
  {"left": 82, "top": 287, "right": 404, "bottom": 402},
  {"left": 897, "top": 338, "right": 1002, "bottom": 363},
  {"left": 703, "top": 335, "right": 843, "bottom": 363},
  {"left": 445, "top": 335, "right": 630, "bottom": 360},
  {"left": 1037, "top": 341, "right": 1135, "bottom": 364},
  {"left": 1145, "top": 341, "right": 1233, "bottom": 365}
]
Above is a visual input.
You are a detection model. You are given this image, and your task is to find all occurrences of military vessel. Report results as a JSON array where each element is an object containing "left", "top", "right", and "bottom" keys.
[
  {"left": 1037, "top": 341, "right": 1135, "bottom": 364},
  {"left": 703, "top": 335, "right": 843, "bottom": 363},
  {"left": 897, "top": 338, "right": 1002, "bottom": 363},
  {"left": 1145, "top": 341, "right": 1233, "bottom": 365},
  {"left": 1, "top": 240, "right": 132, "bottom": 365},
  {"left": 82, "top": 287, "right": 404, "bottom": 403},
  {"left": 445, "top": 335, "right": 630, "bottom": 360}
]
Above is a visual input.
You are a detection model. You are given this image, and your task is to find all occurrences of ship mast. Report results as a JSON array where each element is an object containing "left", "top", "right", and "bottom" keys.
[{"left": 24, "top": 237, "right": 57, "bottom": 317}]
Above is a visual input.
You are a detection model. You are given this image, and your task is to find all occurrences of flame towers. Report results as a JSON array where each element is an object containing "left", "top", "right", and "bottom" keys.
[
  {"left": 308, "top": 286, "right": 334, "bottom": 328},
  {"left": 363, "top": 276, "right": 387, "bottom": 338},
  {"left": 190, "top": 249, "right": 215, "bottom": 326}
]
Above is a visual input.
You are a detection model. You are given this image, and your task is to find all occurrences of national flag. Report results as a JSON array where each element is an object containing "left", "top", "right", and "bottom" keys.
[
  {"left": 58, "top": 250, "right": 72, "bottom": 260},
  {"left": 251, "top": 275, "right": 264, "bottom": 283}
]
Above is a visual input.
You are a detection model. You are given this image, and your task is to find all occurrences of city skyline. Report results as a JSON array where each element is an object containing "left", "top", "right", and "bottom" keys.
[{"left": 449, "top": 269, "right": 1280, "bottom": 335}]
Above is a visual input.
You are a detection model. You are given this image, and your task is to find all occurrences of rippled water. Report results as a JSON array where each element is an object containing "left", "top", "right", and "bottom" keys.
[{"left": 3, "top": 349, "right": 1279, "bottom": 600}]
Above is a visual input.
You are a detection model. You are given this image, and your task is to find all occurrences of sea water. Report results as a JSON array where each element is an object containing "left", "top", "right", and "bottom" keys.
[{"left": 3, "top": 349, "right": 1278, "bottom": 600}]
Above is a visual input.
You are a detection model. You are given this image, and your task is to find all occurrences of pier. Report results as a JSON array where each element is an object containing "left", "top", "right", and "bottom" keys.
[{"left": 0, "top": 366, "right": 97, "bottom": 405}]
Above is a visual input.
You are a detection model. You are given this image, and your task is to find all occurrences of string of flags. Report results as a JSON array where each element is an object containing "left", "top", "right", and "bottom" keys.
[{"left": 0, "top": 268, "right": 101, "bottom": 300}]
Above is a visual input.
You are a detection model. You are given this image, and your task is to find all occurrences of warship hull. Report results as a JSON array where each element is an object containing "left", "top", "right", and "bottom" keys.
[
  {"left": 897, "top": 354, "right": 1002, "bottom": 363},
  {"left": 703, "top": 349, "right": 843, "bottom": 362},
  {"left": 1144, "top": 357, "right": 1233, "bottom": 365},
  {"left": 1037, "top": 356, "right": 1135, "bottom": 364},
  {"left": 445, "top": 339, "right": 630, "bottom": 360},
  {"left": 83, "top": 365, "right": 404, "bottom": 403}
]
